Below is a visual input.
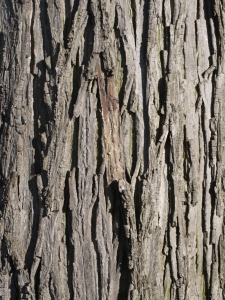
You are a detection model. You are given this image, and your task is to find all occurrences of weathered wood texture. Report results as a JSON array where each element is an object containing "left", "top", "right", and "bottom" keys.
[{"left": 0, "top": 0, "right": 225, "bottom": 299}]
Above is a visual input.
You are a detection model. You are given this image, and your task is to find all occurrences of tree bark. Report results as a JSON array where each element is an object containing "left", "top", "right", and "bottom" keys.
[{"left": 0, "top": 0, "right": 225, "bottom": 299}]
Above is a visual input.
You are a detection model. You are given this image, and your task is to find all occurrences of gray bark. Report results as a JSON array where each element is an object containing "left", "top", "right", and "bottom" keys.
[{"left": 0, "top": 0, "right": 224, "bottom": 299}]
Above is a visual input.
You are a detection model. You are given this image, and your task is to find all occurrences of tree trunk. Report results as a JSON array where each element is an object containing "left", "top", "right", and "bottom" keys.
[{"left": 0, "top": 0, "right": 224, "bottom": 299}]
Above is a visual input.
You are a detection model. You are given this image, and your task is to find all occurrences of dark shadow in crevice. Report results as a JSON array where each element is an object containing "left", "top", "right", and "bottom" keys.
[
  {"left": 82, "top": 6, "right": 95, "bottom": 67},
  {"left": 34, "top": 259, "right": 41, "bottom": 299},
  {"left": 117, "top": 227, "right": 131, "bottom": 300},
  {"left": 130, "top": 111, "right": 137, "bottom": 178},
  {"left": 96, "top": 89, "right": 104, "bottom": 175},
  {"left": 39, "top": 0, "right": 52, "bottom": 58},
  {"left": 164, "top": 26, "right": 170, "bottom": 51},
  {"left": 32, "top": 74, "right": 43, "bottom": 175},
  {"left": 170, "top": 0, "right": 174, "bottom": 24},
  {"left": 63, "top": 171, "right": 74, "bottom": 300},
  {"left": 114, "top": 9, "right": 128, "bottom": 111},
  {"left": 91, "top": 196, "right": 101, "bottom": 299},
  {"left": 140, "top": 0, "right": 150, "bottom": 174},
  {"left": 25, "top": 177, "right": 40, "bottom": 272},
  {"left": 69, "top": 51, "right": 82, "bottom": 119},
  {"left": 115, "top": 181, "right": 132, "bottom": 299},
  {"left": 0, "top": 33, "right": 5, "bottom": 73},
  {"left": 106, "top": 181, "right": 121, "bottom": 244},
  {"left": 164, "top": 133, "right": 175, "bottom": 226},
  {"left": 203, "top": 0, "right": 215, "bottom": 57},
  {"left": 156, "top": 77, "right": 167, "bottom": 144},
  {"left": 130, "top": 0, "right": 136, "bottom": 45},
  {"left": 134, "top": 177, "right": 142, "bottom": 236},
  {"left": 71, "top": 117, "right": 79, "bottom": 170}
]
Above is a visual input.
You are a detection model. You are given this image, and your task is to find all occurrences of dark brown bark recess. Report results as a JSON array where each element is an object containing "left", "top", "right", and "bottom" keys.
[{"left": 0, "top": 0, "right": 225, "bottom": 299}]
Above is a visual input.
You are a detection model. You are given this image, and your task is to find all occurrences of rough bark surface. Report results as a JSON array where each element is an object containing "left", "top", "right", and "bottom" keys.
[{"left": 0, "top": 0, "right": 225, "bottom": 299}]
